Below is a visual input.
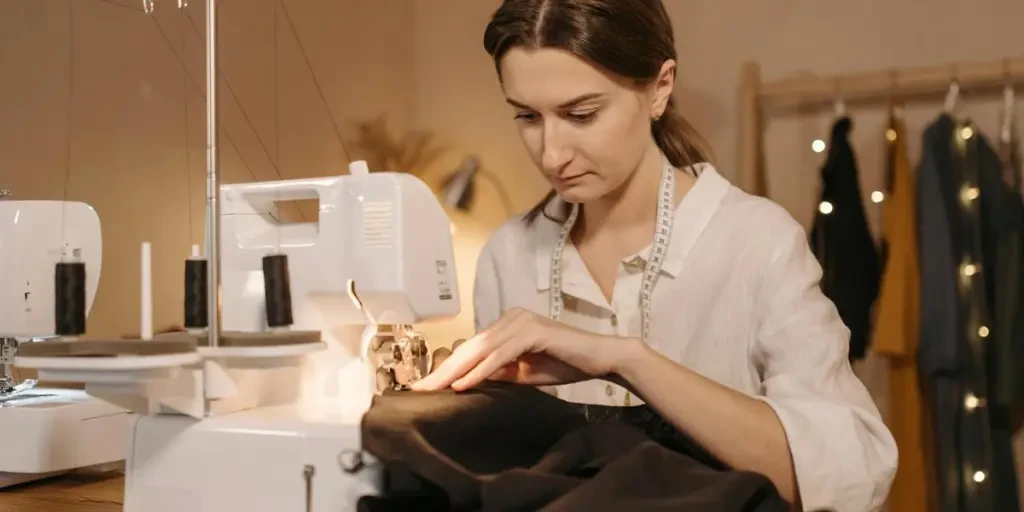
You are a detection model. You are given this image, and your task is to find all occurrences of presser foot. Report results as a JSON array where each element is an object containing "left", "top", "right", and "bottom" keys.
[
  {"left": 0, "top": 336, "right": 36, "bottom": 402},
  {"left": 371, "top": 325, "right": 432, "bottom": 392},
  {"left": 0, "top": 379, "right": 40, "bottom": 405}
]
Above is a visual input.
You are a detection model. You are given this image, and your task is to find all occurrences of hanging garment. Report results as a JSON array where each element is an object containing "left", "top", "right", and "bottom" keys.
[
  {"left": 994, "top": 109, "right": 1024, "bottom": 408},
  {"left": 871, "top": 110, "right": 932, "bottom": 512},
  {"left": 993, "top": 103, "right": 1024, "bottom": 512},
  {"left": 916, "top": 113, "right": 1020, "bottom": 512},
  {"left": 356, "top": 383, "right": 789, "bottom": 512},
  {"left": 810, "top": 117, "right": 882, "bottom": 360}
]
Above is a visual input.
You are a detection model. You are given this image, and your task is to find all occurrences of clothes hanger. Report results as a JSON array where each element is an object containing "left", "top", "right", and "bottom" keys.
[
  {"left": 1001, "top": 59, "right": 1016, "bottom": 146},
  {"left": 943, "top": 77, "right": 960, "bottom": 115},
  {"left": 833, "top": 78, "right": 847, "bottom": 118}
]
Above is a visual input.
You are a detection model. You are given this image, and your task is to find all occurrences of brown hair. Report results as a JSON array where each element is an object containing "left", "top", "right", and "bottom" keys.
[{"left": 483, "top": 0, "right": 712, "bottom": 225}]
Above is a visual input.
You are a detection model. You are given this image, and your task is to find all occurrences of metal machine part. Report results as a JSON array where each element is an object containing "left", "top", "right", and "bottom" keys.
[
  {"left": 0, "top": 337, "right": 17, "bottom": 396},
  {"left": 370, "top": 325, "right": 432, "bottom": 392}
]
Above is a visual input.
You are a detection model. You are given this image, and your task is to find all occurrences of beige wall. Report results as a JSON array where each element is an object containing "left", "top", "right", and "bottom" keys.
[
  {"left": 2, "top": 0, "right": 1021, "bottom": 347},
  {"left": 413, "top": 0, "right": 1024, "bottom": 233},
  {"left": 1, "top": 0, "right": 417, "bottom": 337}
]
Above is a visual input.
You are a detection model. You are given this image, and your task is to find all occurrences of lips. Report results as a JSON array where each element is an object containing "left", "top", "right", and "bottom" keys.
[{"left": 556, "top": 172, "right": 589, "bottom": 182}]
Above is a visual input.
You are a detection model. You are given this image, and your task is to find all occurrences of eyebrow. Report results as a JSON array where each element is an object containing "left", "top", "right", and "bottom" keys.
[{"left": 506, "top": 92, "right": 605, "bottom": 110}]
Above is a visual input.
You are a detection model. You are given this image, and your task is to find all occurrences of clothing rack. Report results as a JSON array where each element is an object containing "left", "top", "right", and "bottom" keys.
[{"left": 735, "top": 56, "right": 1024, "bottom": 196}]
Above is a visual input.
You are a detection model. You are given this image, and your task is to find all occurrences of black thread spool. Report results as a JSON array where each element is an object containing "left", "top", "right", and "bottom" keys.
[
  {"left": 54, "top": 261, "right": 87, "bottom": 337},
  {"left": 263, "top": 254, "right": 293, "bottom": 329},
  {"left": 183, "top": 257, "right": 208, "bottom": 330}
]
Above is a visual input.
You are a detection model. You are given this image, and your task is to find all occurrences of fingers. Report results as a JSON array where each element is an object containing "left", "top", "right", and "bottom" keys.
[
  {"left": 451, "top": 340, "right": 522, "bottom": 391},
  {"left": 411, "top": 327, "right": 501, "bottom": 391},
  {"left": 410, "top": 309, "right": 529, "bottom": 391},
  {"left": 487, "top": 362, "right": 521, "bottom": 383}
]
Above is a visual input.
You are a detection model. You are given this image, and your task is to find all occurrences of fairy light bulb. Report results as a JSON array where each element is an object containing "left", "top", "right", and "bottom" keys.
[
  {"left": 812, "top": 139, "right": 827, "bottom": 153},
  {"left": 964, "top": 393, "right": 980, "bottom": 411},
  {"left": 818, "top": 201, "right": 834, "bottom": 215},
  {"left": 974, "top": 470, "right": 987, "bottom": 483},
  {"left": 871, "top": 191, "right": 885, "bottom": 203},
  {"left": 978, "top": 325, "right": 990, "bottom": 338},
  {"left": 962, "top": 262, "right": 978, "bottom": 277},
  {"left": 960, "top": 126, "right": 975, "bottom": 140},
  {"left": 961, "top": 186, "right": 980, "bottom": 204}
]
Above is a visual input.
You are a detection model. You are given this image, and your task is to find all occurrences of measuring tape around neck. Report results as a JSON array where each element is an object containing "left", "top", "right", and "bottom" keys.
[{"left": 548, "top": 156, "right": 676, "bottom": 406}]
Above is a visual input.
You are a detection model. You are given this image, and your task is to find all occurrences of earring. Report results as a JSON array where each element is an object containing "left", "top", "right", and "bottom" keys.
[{"left": 652, "top": 113, "right": 663, "bottom": 123}]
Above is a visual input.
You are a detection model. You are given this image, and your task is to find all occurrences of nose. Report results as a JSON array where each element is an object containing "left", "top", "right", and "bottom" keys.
[{"left": 541, "top": 121, "right": 572, "bottom": 174}]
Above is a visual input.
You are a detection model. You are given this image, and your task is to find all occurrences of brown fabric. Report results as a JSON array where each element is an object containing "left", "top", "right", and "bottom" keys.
[
  {"left": 870, "top": 112, "right": 931, "bottom": 511},
  {"left": 359, "top": 383, "right": 787, "bottom": 512}
]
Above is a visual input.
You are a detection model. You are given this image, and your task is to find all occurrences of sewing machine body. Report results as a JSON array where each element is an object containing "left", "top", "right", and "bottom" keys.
[
  {"left": 120, "top": 168, "right": 460, "bottom": 511},
  {"left": 123, "top": 404, "right": 382, "bottom": 512},
  {"left": 7, "top": 165, "right": 457, "bottom": 509},
  {"left": 13, "top": 166, "right": 460, "bottom": 509},
  {"left": 0, "top": 200, "right": 133, "bottom": 489}
]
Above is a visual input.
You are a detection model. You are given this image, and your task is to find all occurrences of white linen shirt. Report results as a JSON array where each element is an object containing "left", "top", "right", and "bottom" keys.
[{"left": 471, "top": 163, "right": 898, "bottom": 512}]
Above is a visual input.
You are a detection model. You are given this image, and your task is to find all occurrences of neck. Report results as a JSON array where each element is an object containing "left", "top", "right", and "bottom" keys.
[{"left": 579, "top": 145, "right": 665, "bottom": 237}]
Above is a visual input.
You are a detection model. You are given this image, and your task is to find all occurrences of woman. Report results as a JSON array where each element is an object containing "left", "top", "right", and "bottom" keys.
[{"left": 413, "top": 0, "right": 897, "bottom": 510}]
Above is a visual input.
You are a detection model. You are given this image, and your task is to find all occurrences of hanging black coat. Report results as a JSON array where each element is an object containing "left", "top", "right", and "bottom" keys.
[
  {"left": 916, "top": 113, "right": 1020, "bottom": 512},
  {"left": 993, "top": 122, "right": 1024, "bottom": 407},
  {"left": 809, "top": 117, "right": 882, "bottom": 360}
]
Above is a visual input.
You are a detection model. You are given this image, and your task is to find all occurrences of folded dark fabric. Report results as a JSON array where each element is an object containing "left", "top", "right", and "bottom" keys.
[{"left": 358, "top": 383, "right": 788, "bottom": 512}]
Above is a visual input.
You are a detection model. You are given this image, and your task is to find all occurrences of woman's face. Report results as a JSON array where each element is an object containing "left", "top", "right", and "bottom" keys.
[{"left": 499, "top": 48, "right": 673, "bottom": 204}]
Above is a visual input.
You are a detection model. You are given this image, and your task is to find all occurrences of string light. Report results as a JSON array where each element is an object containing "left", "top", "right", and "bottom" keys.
[
  {"left": 973, "top": 471, "right": 987, "bottom": 483},
  {"left": 960, "top": 185, "right": 980, "bottom": 204},
  {"left": 886, "top": 129, "right": 898, "bottom": 142},
  {"left": 964, "top": 393, "right": 981, "bottom": 411},
  {"left": 871, "top": 191, "right": 885, "bottom": 203},
  {"left": 960, "top": 126, "right": 975, "bottom": 140},
  {"left": 962, "top": 262, "right": 978, "bottom": 277},
  {"left": 978, "top": 325, "right": 990, "bottom": 338},
  {"left": 818, "top": 201, "right": 834, "bottom": 215},
  {"left": 812, "top": 139, "right": 827, "bottom": 153}
]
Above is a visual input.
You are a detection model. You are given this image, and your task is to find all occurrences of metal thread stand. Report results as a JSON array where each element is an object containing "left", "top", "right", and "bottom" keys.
[{"left": 202, "top": 0, "right": 222, "bottom": 416}]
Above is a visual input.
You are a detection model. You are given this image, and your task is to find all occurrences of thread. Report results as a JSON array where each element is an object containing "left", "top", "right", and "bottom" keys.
[
  {"left": 262, "top": 253, "right": 293, "bottom": 328},
  {"left": 140, "top": 242, "right": 153, "bottom": 340},
  {"left": 184, "top": 255, "right": 208, "bottom": 330},
  {"left": 54, "top": 261, "right": 86, "bottom": 336}
]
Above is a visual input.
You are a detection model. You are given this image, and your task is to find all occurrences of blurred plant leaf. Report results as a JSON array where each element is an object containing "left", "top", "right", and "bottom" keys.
[{"left": 349, "top": 114, "right": 447, "bottom": 175}]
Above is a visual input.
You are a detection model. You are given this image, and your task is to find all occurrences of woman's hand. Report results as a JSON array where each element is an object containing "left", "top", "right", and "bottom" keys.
[{"left": 411, "top": 307, "right": 629, "bottom": 392}]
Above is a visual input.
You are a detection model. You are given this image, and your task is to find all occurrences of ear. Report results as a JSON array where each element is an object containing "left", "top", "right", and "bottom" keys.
[{"left": 650, "top": 59, "right": 676, "bottom": 119}]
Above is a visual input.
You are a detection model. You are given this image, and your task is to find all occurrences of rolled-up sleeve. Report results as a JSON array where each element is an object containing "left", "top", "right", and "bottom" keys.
[{"left": 754, "top": 220, "right": 898, "bottom": 512}]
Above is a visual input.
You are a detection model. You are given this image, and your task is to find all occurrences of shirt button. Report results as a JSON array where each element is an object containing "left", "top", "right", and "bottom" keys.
[
  {"left": 610, "top": 314, "right": 618, "bottom": 327},
  {"left": 624, "top": 257, "right": 644, "bottom": 273},
  {"left": 605, "top": 384, "right": 614, "bottom": 397}
]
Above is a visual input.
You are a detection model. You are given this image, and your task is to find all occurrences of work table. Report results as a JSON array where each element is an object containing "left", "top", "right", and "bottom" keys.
[{"left": 0, "top": 472, "right": 123, "bottom": 512}]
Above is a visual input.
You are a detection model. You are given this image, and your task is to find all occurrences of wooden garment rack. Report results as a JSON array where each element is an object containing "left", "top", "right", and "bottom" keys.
[{"left": 735, "top": 56, "right": 1024, "bottom": 197}]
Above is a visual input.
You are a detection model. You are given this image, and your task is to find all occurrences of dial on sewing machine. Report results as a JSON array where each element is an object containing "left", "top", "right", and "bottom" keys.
[{"left": 14, "top": 161, "right": 462, "bottom": 511}]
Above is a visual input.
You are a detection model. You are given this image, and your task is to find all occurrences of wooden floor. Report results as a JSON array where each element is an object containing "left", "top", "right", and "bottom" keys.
[{"left": 0, "top": 472, "right": 124, "bottom": 512}]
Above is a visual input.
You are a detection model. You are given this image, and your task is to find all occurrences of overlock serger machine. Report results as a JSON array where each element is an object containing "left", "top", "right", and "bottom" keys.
[
  {"left": 0, "top": 196, "right": 133, "bottom": 489},
  {"left": 15, "top": 161, "right": 462, "bottom": 511}
]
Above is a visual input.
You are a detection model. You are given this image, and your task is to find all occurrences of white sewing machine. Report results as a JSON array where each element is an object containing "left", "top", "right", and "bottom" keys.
[
  {"left": 0, "top": 199, "right": 133, "bottom": 489},
  {"left": 15, "top": 161, "right": 462, "bottom": 511}
]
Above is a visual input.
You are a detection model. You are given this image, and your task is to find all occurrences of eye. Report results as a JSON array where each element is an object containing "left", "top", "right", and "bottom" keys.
[
  {"left": 566, "top": 110, "right": 598, "bottom": 124},
  {"left": 514, "top": 111, "right": 540, "bottom": 123}
]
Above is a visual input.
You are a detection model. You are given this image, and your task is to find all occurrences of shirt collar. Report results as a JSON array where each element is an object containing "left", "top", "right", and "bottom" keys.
[{"left": 534, "top": 162, "right": 730, "bottom": 292}]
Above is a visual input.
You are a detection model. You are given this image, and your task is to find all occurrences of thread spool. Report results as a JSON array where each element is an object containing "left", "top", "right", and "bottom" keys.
[
  {"left": 263, "top": 253, "right": 293, "bottom": 328},
  {"left": 54, "top": 259, "right": 87, "bottom": 337},
  {"left": 184, "top": 244, "right": 208, "bottom": 331}
]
